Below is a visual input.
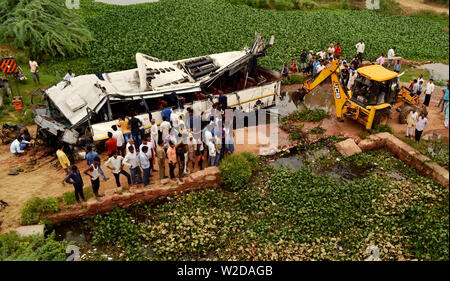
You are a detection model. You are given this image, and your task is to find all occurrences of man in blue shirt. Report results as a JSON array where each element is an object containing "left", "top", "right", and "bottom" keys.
[
  {"left": 312, "top": 59, "right": 320, "bottom": 79},
  {"left": 138, "top": 145, "right": 151, "bottom": 186},
  {"left": 63, "top": 165, "right": 85, "bottom": 204},
  {"left": 85, "top": 145, "right": 108, "bottom": 181},
  {"left": 439, "top": 82, "right": 449, "bottom": 112},
  {"left": 161, "top": 107, "right": 172, "bottom": 123}
]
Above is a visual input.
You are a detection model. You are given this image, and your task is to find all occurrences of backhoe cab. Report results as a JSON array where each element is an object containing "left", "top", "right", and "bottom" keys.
[{"left": 301, "top": 60, "right": 418, "bottom": 130}]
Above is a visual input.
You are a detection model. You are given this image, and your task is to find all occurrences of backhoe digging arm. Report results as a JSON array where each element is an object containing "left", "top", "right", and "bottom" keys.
[{"left": 300, "top": 59, "right": 349, "bottom": 119}]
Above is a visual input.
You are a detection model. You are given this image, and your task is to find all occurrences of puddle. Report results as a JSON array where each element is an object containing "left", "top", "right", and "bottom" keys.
[
  {"left": 270, "top": 146, "right": 371, "bottom": 183},
  {"left": 419, "top": 63, "right": 449, "bottom": 82},
  {"left": 52, "top": 220, "right": 88, "bottom": 245}
]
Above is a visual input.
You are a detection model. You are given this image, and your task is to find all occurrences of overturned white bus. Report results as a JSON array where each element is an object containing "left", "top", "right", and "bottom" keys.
[{"left": 31, "top": 35, "right": 281, "bottom": 149}]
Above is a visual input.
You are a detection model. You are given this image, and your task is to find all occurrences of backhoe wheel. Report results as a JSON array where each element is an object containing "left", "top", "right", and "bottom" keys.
[{"left": 373, "top": 108, "right": 391, "bottom": 126}]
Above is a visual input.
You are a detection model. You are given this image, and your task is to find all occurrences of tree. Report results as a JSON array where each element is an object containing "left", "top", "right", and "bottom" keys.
[{"left": 0, "top": 0, "right": 92, "bottom": 57}]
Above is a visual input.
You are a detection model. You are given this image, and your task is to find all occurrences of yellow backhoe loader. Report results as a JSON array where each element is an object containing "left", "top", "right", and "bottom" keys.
[{"left": 300, "top": 60, "right": 419, "bottom": 130}]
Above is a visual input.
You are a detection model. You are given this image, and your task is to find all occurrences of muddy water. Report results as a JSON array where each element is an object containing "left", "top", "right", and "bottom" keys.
[
  {"left": 419, "top": 63, "right": 449, "bottom": 82},
  {"left": 269, "top": 146, "right": 371, "bottom": 183},
  {"left": 302, "top": 90, "right": 335, "bottom": 113},
  {"left": 272, "top": 89, "right": 334, "bottom": 118}
]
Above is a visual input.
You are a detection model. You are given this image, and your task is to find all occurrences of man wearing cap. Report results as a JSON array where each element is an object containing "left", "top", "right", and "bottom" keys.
[{"left": 327, "top": 43, "right": 335, "bottom": 59}]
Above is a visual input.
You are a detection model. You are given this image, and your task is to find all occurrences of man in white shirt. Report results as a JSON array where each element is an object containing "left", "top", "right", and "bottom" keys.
[
  {"left": 414, "top": 112, "right": 428, "bottom": 142},
  {"left": 111, "top": 125, "right": 125, "bottom": 156},
  {"left": 347, "top": 70, "right": 358, "bottom": 90},
  {"left": 160, "top": 117, "right": 171, "bottom": 142},
  {"left": 316, "top": 62, "right": 325, "bottom": 75},
  {"left": 125, "top": 138, "right": 136, "bottom": 156},
  {"left": 204, "top": 125, "right": 213, "bottom": 145},
  {"left": 316, "top": 49, "right": 326, "bottom": 60},
  {"left": 207, "top": 139, "right": 216, "bottom": 167},
  {"left": 10, "top": 136, "right": 28, "bottom": 156},
  {"left": 387, "top": 47, "right": 396, "bottom": 68},
  {"left": 105, "top": 150, "right": 131, "bottom": 187},
  {"left": 417, "top": 74, "right": 424, "bottom": 85},
  {"left": 170, "top": 110, "right": 179, "bottom": 129},
  {"left": 327, "top": 43, "right": 335, "bottom": 59},
  {"left": 139, "top": 138, "right": 153, "bottom": 160},
  {"left": 406, "top": 109, "right": 417, "bottom": 138},
  {"left": 150, "top": 119, "right": 159, "bottom": 145},
  {"left": 423, "top": 79, "right": 435, "bottom": 107},
  {"left": 355, "top": 39, "right": 365, "bottom": 61},
  {"left": 29, "top": 57, "right": 40, "bottom": 85},
  {"left": 63, "top": 69, "right": 75, "bottom": 80},
  {"left": 123, "top": 145, "right": 142, "bottom": 187}
]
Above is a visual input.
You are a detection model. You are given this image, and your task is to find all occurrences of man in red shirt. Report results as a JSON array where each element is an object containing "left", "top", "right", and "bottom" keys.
[
  {"left": 105, "top": 132, "right": 117, "bottom": 156},
  {"left": 334, "top": 43, "right": 342, "bottom": 59}
]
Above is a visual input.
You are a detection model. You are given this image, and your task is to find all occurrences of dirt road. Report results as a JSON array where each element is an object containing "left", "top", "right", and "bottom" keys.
[{"left": 397, "top": 0, "right": 449, "bottom": 15}]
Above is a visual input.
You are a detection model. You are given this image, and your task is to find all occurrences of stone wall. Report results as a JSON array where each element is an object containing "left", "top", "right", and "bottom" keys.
[
  {"left": 358, "top": 132, "right": 449, "bottom": 188},
  {"left": 45, "top": 167, "right": 220, "bottom": 224}
]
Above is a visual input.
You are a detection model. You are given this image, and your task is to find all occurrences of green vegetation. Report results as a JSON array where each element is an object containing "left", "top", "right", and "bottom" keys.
[
  {"left": 292, "top": 108, "right": 331, "bottom": 122},
  {"left": 219, "top": 153, "right": 254, "bottom": 190},
  {"left": 360, "top": 123, "right": 394, "bottom": 139},
  {"left": 62, "top": 186, "right": 93, "bottom": 205},
  {"left": 282, "top": 74, "right": 307, "bottom": 85},
  {"left": 21, "top": 196, "right": 60, "bottom": 225},
  {"left": 0, "top": 0, "right": 92, "bottom": 57},
  {"left": 309, "top": 126, "right": 326, "bottom": 134},
  {"left": 411, "top": 10, "right": 449, "bottom": 27},
  {"left": 89, "top": 208, "right": 144, "bottom": 260},
  {"left": 240, "top": 152, "right": 260, "bottom": 169},
  {"left": 288, "top": 124, "right": 307, "bottom": 141},
  {"left": 0, "top": 231, "right": 68, "bottom": 261},
  {"left": 399, "top": 67, "right": 431, "bottom": 83},
  {"left": 75, "top": 141, "right": 448, "bottom": 261}
]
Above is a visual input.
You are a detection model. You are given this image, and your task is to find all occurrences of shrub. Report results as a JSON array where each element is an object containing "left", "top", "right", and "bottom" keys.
[
  {"left": 378, "top": 0, "right": 402, "bottom": 15},
  {"left": 0, "top": 231, "right": 68, "bottom": 261},
  {"left": 21, "top": 196, "right": 60, "bottom": 225},
  {"left": 292, "top": 109, "right": 330, "bottom": 122},
  {"left": 240, "top": 152, "right": 259, "bottom": 169},
  {"left": 273, "top": 0, "right": 294, "bottom": 10},
  {"left": 219, "top": 154, "right": 253, "bottom": 190}
]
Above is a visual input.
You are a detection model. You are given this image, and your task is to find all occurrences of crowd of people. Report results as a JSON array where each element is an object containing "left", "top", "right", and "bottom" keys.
[
  {"left": 405, "top": 81, "right": 449, "bottom": 142},
  {"left": 282, "top": 40, "right": 406, "bottom": 93},
  {"left": 280, "top": 39, "right": 448, "bottom": 143},
  {"left": 58, "top": 103, "right": 236, "bottom": 204}
]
